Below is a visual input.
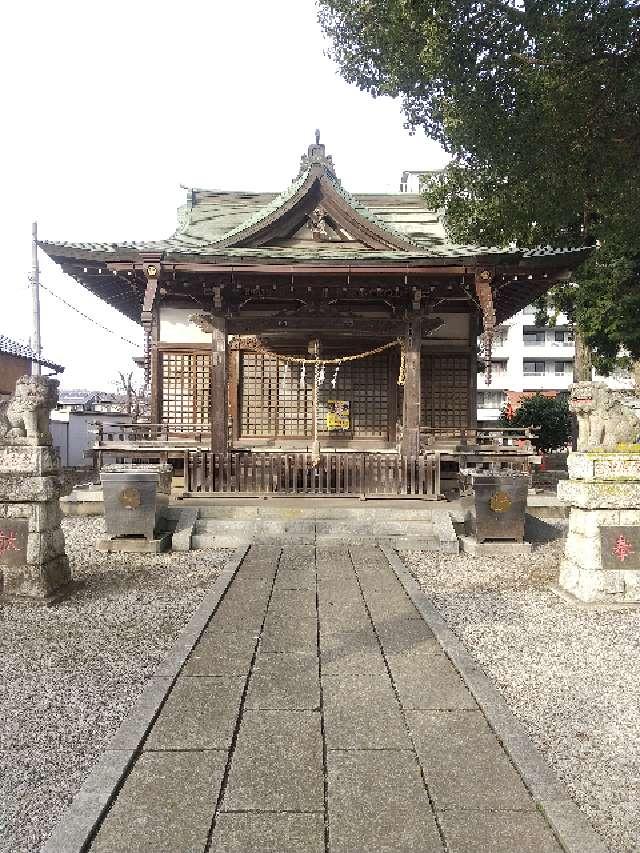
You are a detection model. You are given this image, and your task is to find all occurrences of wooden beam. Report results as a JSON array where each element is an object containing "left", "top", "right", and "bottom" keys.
[
  {"left": 210, "top": 314, "right": 228, "bottom": 454},
  {"left": 141, "top": 257, "right": 162, "bottom": 418},
  {"left": 229, "top": 348, "right": 240, "bottom": 445},
  {"left": 401, "top": 316, "right": 422, "bottom": 456},
  {"left": 474, "top": 268, "right": 496, "bottom": 384}
]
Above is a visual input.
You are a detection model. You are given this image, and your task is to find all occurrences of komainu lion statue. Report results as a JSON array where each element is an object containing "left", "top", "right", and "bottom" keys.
[
  {"left": 0, "top": 375, "right": 59, "bottom": 446},
  {"left": 570, "top": 381, "right": 640, "bottom": 451}
]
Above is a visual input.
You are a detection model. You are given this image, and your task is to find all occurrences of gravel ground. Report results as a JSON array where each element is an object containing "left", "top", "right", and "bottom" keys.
[
  {"left": 402, "top": 518, "right": 640, "bottom": 853},
  {"left": 0, "top": 517, "right": 231, "bottom": 853}
]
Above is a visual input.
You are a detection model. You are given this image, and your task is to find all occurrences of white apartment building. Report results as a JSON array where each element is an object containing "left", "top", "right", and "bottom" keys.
[
  {"left": 477, "top": 305, "right": 574, "bottom": 423},
  {"left": 477, "top": 305, "right": 634, "bottom": 424}
]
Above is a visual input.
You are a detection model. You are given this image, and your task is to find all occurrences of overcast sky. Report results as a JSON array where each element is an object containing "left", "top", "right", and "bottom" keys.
[{"left": 2, "top": 0, "right": 447, "bottom": 391}]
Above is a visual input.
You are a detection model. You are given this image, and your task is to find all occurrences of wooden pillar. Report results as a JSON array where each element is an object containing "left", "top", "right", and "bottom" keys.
[
  {"left": 210, "top": 314, "right": 228, "bottom": 453},
  {"left": 402, "top": 315, "right": 421, "bottom": 456},
  {"left": 141, "top": 256, "right": 162, "bottom": 424},
  {"left": 228, "top": 348, "right": 240, "bottom": 446}
]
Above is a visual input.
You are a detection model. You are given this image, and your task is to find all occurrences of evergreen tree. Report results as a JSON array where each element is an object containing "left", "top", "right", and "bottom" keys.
[{"left": 319, "top": 0, "right": 640, "bottom": 374}]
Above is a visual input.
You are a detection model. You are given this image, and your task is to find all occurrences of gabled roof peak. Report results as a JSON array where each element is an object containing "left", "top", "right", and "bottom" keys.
[{"left": 298, "top": 129, "right": 336, "bottom": 179}]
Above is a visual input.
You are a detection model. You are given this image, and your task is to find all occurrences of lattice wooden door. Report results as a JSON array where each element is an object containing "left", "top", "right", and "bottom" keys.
[
  {"left": 421, "top": 354, "right": 472, "bottom": 430},
  {"left": 161, "top": 351, "right": 211, "bottom": 430},
  {"left": 240, "top": 350, "right": 390, "bottom": 440}
]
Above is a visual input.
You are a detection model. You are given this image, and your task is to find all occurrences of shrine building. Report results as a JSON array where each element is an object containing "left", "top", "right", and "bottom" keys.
[{"left": 40, "top": 134, "right": 590, "bottom": 497}]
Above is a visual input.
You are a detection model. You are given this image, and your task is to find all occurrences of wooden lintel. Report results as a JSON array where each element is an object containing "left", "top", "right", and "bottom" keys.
[{"left": 165, "top": 262, "right": 471, "bottom": 276}]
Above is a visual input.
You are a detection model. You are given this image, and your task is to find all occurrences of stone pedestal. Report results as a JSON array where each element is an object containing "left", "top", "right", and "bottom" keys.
[
  {"left": 0, "top": 378, "right": 71, "bottom": 601},
  {"left": 558, "top": 452, "right": 640, "bottom": 603}
]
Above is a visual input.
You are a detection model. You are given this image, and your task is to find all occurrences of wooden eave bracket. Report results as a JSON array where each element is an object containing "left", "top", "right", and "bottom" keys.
[{"left": 475, "top": 268, "right": 496, "bottom": 385}]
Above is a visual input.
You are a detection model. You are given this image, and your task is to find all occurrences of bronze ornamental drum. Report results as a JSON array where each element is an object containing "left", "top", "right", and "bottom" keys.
[
  {"left": 469, "top": 471, "right": 529, "bottom": 543},
  {"left": 100, "top": 464, "right": 171, "bottom": 540}
]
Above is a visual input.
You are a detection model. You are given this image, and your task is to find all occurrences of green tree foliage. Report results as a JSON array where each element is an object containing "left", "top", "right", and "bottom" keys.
[
  {"left": 318, "top": 1, "right": 640, "bottom": 372},
  {"left": 500, "top": 394, "right": 571, "bottom": 452}
]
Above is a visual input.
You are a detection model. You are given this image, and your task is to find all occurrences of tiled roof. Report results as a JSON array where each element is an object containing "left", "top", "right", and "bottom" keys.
[
  {"left": 39, "top": 136, "right": 593, "bottom": 264},
  {"left": 0, "top": 335, "right": 64, "bottom": 373}
]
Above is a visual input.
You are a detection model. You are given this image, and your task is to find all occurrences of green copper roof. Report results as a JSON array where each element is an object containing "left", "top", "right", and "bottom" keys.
[{"left": 40, "top": 135, "right": 593, "bottom": 266}]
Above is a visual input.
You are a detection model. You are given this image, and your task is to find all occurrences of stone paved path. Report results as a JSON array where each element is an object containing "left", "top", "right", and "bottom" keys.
[{"left": 89, "top": 545, "right": 564, "bottom": 852}]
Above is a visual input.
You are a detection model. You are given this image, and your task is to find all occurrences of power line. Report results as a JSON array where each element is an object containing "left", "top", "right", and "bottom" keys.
[{"left": 38, "top": 280, "right": 141, "bottom": 348}]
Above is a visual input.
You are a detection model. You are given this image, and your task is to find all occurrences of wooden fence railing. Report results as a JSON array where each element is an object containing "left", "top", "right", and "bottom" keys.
[
  {"left": 94, "top": 422, "right": 209, "bottom": 445},
  {"left": 184, "top": 451, "right": 440, "bottom": 499}
]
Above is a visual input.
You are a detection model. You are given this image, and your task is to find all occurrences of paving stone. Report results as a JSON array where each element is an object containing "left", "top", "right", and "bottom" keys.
[
  {"left": 91, "top": 750, "right": 226, "bottom": 853},
  {"left": 273, "top": 568, "right": 316, "bottom": 592},
  {"left": 364, "top": 591, "right": 421, "bottom": 621},
  {"left": 260, "top": 615, "right": 318, "bottom": 653},
  {"left": 145, "top": 677, "right": 245, "bottom": 750},
  {"left": 210, "top": 601, "right": 268, "bottom": 632},
  {"left": 223, "top": 710, "right": 324, "bottom": 811},
  {"left": 349, "top": 545, "right": 388, "bottom": 569},
  {"left": 390, "top": 654, "right": 477, "bottom": 710},
  {"left": 375, "top": 617, "right": 439, "bottom": 656},
  {"left": 438, "top": 808, "right": 562, "bottom": 853},
  {"left": 323, "top": 674, "right": 410, "bottom": 748},
  {"left": 327, "top": 749, "right": 443, "bottom": 853},
  {"left": 236, "top": 548, "right": 280, "bottom": 579},
  {"left": 182, "top": 629, "right": 258, "bottom": 676},
  {"left": 315, "top": 548, "right": 352, "bottom": 579},
  {"left": 268, "top": 588, "right": 316, "bottom": 618},
  {"left": 279, "top": 545, "right": 316, "bottom": 572},
  {"left": 318, "top": 596, "right": 371, "bottom": 631},
  {"left": 407, "top": 711, "right": 535, "bottom": 810},
  {"left": 220, "top": 577, "right": 272, "bottom": 604},
  {"left": 320, "top": 627, "right": 387, "bottom": 676},
  {"left": 211, "top": 812, "right": 324, "bottom": 853},
  {"left": 317, "top": 570, "right": 360, "bottom": 593},
  {"left": 245, "top": 652, "right": 320, "bottom": 710}
]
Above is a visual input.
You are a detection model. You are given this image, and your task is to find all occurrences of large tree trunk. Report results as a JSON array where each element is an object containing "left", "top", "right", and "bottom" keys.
[
  {"left": 632, "top": 360, "right": 640, "bottom": 390},
  {"left": 573, "top": 330, "right": 592, "bottom": 382}
]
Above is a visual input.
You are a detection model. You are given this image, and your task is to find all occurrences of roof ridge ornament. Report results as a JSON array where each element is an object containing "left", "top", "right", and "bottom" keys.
[{"left": 299, "top": 129, "right": 336, "bottom": 178}]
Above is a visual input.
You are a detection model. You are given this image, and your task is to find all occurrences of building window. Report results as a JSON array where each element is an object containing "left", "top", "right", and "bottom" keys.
[
  {"left": 493, "top": 328, "right": 508, "bottom": 347},
  {"left": 477, "top": 390, "right": 506, "bottom": 408},
  {"left": 554, "top": 330, "right": 566, "bottom": 343},
  {"left": 491, "top": 360, "right": 506, "bottom": 375},
  {"left": 523, "top": 360, "right": 546, "bottom": 375},
  {"left": 555, "top": 361, "right": 569, "bottom": 376},
  {"left": 523, "top": 329, "right": 545, "bottom": 346}
]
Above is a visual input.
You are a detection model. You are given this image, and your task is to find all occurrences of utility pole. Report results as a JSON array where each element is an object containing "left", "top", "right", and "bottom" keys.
[{"left": 31, "top": 221, "right": 42, "bottom": 376}]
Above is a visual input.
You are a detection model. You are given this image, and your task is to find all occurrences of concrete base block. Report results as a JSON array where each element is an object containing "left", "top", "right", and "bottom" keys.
[
  {"left": 97, "top": 532, "right": 172, "bottom": 554},
  {"left": 558, "top": 557, "right": 640, "bottom": 603},
  {"left": 171, "top": 509, "right": 198, "bottom": 552},
  {"left": 550, "top": 582, "right": 640, "bottom": 609},
  {"left": 459, "top": 535, "right": 532, "bottom": 556},
  {"left": 1, "top": 554, "right": 72, "bottom": 602},
  {"left": 60, "top": 487, "right": 104, "bottom": 516}
]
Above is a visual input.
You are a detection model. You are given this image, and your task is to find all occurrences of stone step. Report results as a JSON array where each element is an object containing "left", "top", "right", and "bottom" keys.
[
  {"left": 191, "top": 533, "right": 314, "bottom": 549},
  {"left": 195, "top": 519, "right": 437, "bottom": 535},
  {"left": 194, "top": 505, "right": 444, "bottom": 521},
  {"left": 189, "top": 507, "right": 458, "bottom": 553}
]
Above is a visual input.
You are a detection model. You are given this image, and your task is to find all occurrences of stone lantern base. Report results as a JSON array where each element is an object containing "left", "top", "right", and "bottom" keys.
[
  {"left": 0, "top": 444, "right": 71, "bottom": 601},
  {"left": 558, "top": 452, "right": 640, "bottom": 603}
]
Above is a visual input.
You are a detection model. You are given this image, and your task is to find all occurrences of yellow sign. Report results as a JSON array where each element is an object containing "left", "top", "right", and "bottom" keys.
[
  {"left": 490, "top": 491, "right": 512, "bottom": 513},
  {"left": 326, "top": 399, "right": 350, "bottom": 431}
]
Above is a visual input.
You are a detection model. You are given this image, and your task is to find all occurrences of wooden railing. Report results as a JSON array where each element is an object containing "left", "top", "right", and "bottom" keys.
[
  {"left": 421, "top": 427, "right": 536, "bottom": 450},
  {"left": 93, "top": 422, "right": 210, "bottom": 445},
  {"left": 184, "top": 451, "right": 440, "bottom": 499}
]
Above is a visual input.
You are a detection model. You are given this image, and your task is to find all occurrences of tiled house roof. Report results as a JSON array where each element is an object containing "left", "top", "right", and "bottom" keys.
[{"left": 0, "top": 335, "right": 64, "bottom": 373}]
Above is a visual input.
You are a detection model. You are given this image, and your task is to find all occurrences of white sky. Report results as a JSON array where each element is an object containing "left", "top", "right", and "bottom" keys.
[{"left": 2, "top": 0, "right": 447, "bottom": 391}]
